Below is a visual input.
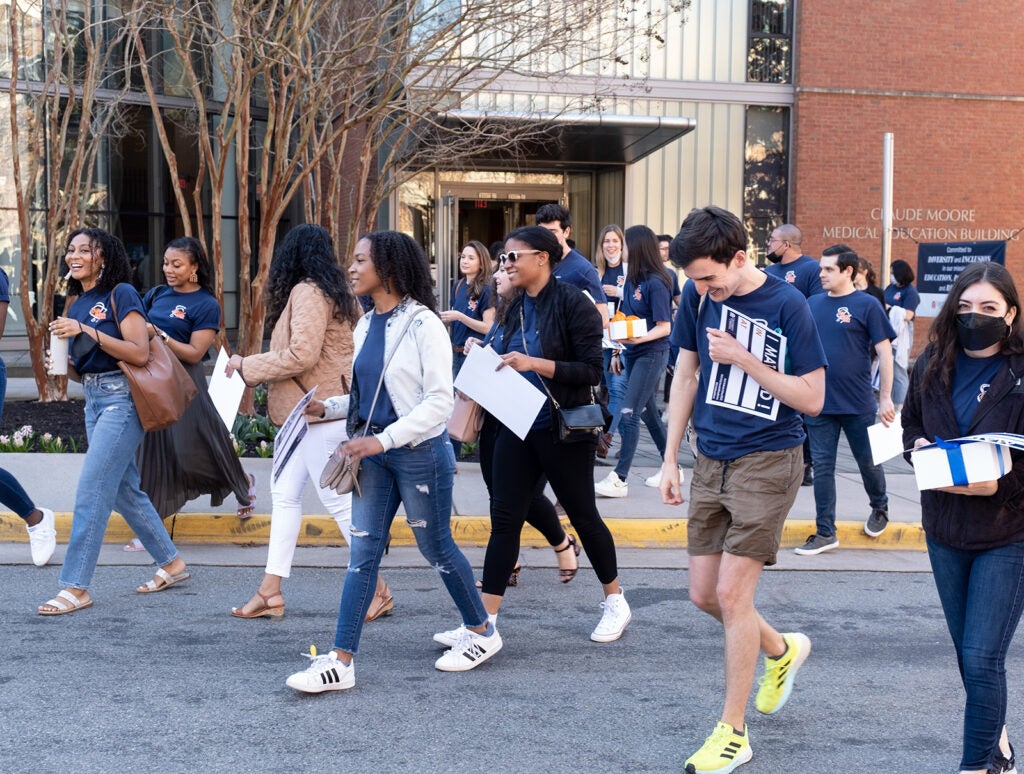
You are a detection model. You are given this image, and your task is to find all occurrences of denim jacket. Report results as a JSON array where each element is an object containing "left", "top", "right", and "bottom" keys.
[{"left": 322, "top": 298, "right": 453, "bottom": 451}]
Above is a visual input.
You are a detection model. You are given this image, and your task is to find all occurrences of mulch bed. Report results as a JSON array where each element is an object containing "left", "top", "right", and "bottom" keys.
[{"left": 2, "top": 399, "right": 88, "bottom": 450}]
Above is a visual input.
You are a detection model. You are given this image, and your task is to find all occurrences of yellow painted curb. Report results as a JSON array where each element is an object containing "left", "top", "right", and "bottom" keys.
[{"left": 0, "top": 512, "right": 926, "bottom": 551}]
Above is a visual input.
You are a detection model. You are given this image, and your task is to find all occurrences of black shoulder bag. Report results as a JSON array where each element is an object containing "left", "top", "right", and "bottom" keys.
[{"left": 519, "top": 305, "right": 604, "bottom": 443}]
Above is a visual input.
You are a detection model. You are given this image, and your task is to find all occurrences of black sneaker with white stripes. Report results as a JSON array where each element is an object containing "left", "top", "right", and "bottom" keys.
[{"left": 434, "top": 625, "right": 503, "bottom": 672}]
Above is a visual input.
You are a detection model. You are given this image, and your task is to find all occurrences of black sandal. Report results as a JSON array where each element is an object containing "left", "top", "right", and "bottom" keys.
[{"left": 555, "top": 534, "right": 581, "bottom": 584}]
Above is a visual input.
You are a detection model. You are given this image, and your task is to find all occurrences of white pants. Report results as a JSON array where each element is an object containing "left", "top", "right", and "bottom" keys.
[{"left": 265, "top": 420, "right": 352, "bottom": 578}]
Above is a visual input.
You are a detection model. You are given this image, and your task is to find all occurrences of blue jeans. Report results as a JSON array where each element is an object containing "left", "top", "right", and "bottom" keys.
[
  {"left": 333, "top": 432, "right": 486, "bottom": 654},
  {"left": 927, "top": 536, "right": 1024, "bottom": 770},
  {"left": 614, "top": 348, "right": 668, "bottom": 480},
  {"left": 0, "top": 356, "right": 6, "bottom": 428},
  {"left": 805, "top": 412, "right": 887, "bottom": 537},
  {"left": 892, "top": 361, "right": 909, "bottom": 406},
  {"left": 602, "top": 348, "right": 627, "bottom": 436},
  {"left": 61, "top": 372, "right": 179, "bottom": 590},
  {"left": 0, "top": 466, "right": 34, "bottom": 519}
]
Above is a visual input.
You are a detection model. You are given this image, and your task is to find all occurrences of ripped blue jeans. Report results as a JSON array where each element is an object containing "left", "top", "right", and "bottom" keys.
[{"left": 332, "top": 431, "right": 486, "bottom": 654}]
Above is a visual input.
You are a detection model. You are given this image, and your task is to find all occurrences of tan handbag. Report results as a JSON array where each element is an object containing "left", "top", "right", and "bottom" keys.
[
  {"left": 447, "top": 390, "right": 483, "bottom": 443},
  {"left": 110, "top": 288, "right": 198, "bottom": 431}
]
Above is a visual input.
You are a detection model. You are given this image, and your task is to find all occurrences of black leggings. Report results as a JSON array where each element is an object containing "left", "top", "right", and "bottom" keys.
[
  {"left": 479, "top": 415, "right": 565, "bottom": 548},
  {"left": 483, "top": 423, "right": 619, "bottom": 595}
]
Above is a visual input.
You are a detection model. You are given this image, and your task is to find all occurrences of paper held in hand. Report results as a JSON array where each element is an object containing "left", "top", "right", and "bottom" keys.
[
  {"left": 272, "top": 386, "right": 316, "bottom": 483},
  {"left": 706, "top": 304, "right": 787, "bottom": 421},
  {"left": 910, "top": 432, "right": 1024, "bottom": 490},
  {"left": 867, "top": 413, "right": 904, "bottom": 466},
  {"left": 208, "top": 347, "right": 247, "bottom": 431},
  {"left": 453, "top": 344, "right": 546, "bottom": 440}
]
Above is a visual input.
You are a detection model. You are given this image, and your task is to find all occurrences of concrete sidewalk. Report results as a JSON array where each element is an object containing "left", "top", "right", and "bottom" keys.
[{"left": 0, "top": 375, "right": 925, "bottom": 552}]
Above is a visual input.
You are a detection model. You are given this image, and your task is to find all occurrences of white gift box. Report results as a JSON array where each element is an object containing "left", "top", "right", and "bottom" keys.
[
  {"left": 608, "top": 318, "right": 647, "bottom": 341},
  {"left": 911, "top": 440, "right": 1012, "bottom": 491}
]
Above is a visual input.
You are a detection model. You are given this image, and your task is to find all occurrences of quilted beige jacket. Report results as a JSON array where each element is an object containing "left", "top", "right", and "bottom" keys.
[{"left": 238, "top": 280, "right": 354, "bottom": 426}]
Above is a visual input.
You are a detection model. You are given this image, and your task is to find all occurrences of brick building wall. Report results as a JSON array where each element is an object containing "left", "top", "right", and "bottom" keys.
[{"left": 793, "top": 0, "right": 1024, "bottom": 354}]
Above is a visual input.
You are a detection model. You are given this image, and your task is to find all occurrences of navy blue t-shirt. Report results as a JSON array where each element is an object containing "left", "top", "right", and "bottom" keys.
[
  {"left": 619, "top": 272, "right": 673, "bottom": 356},
  {"left": 808, "top": 290, "right": 895, "bottom": 415},
  {"left": 449, "top": 279, "right": 492, "bottom": 349},
  {"left": 68, "top": 283, "right": 147, "bottom": 374},
  {"left": 601, "top": 264, "right": 625, "bottom": 314},
  {"left": 0, "top": 268, "right": 9, "bottom": 303},
  {"left": 885, "top": 282, "right": 920, "bottom": 313},
  {"left": 952, "top": 350, "right": 1005, "bottom": 435},
  {"left": 144, "top": 286, "right": 221, "bottom": 351},
  {"left": 554, "top": 249, "right": 606, "bottom": 304},
  {"left": 764, "top": 255, "right": 823, "bottom": 298},
  {"left": 354, "top": 308, "right": 400, "bottom": 428},
  {"left": 494, "top": 296, "right": 551, "bottom": 430},
  {"left": 671, "top": 275, "right": 828, "bottom": 460}
]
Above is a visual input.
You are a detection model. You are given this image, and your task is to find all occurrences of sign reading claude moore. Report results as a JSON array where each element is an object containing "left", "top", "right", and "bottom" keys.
[{"left": 821, "top": 207, "right": 1018, "bottom": 243}]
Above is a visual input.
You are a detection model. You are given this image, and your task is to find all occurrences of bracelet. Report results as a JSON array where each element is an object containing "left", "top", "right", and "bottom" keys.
[{"left": 78, "top": 321, "right": 83, "bottom": 334}]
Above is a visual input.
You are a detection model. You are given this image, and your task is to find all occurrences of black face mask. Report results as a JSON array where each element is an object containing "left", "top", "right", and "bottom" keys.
[
  {"left": 956, "top": 312, "right": 1009, "bottom": 351},
  {"left": 765, "top": 245, "right": 783, "bottom": 264}
]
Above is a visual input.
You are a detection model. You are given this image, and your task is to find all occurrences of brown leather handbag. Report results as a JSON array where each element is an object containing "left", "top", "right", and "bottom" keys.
[{"left": 110, "top": 287, "right": 198, "bottom": 431}]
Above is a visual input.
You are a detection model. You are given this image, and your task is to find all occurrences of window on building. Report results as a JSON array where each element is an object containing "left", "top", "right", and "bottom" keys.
[
  {"left": 747, "top": 0, "right": 791, "bottom": 83},
  {"left": 743, "top": 105, "right": 789, "bottom": 262}
]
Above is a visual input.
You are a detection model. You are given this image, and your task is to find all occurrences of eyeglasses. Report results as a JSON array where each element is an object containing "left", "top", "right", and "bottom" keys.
[
  {"left": 498, "top": 249, "right": 542, "bottom": 266},
  {"left": 766, "top": 236, "right": 783, "bottom": 245}
]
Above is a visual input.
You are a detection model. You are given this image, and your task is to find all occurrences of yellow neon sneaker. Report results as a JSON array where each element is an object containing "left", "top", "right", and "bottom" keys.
[
  {"left": 684, "top": 722, "right": 752, "bottom": 773},
  {"left": 755, "top": 632, "right": 811, "bottom": 715}
]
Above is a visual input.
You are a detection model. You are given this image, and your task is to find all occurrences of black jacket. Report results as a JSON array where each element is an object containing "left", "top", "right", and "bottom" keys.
[
  {"left": 502, "top": 275, "right": 604, "bottom": 419},
  {"left": 902, "top": 346, "right": 1024, "bottom": 550}
]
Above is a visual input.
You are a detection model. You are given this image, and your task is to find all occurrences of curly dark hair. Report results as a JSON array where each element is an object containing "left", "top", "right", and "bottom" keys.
[
  {"left": 922, "top": 261, "right": 1024, "bottom": 391},
  {"left": 361, "top": 230, "right": 438, "bottom": 313},
  {"left": 64, "top": 228, "right": 133, "bottom": 297},
  {"left": 265, "top": 224, "right": 361, "bottom": 330},
  {"left": 165, "top": 236, "right": 214, "bottom": 294}
]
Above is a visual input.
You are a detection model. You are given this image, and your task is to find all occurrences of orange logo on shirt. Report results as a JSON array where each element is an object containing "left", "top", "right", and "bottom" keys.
[
  {"left": 633, "top": 286, "right": 643, "bottom": 301},
  {"left": 171, "top": 305, "right": 187, "bottom": 320},
  {"left": 88, "top": 302, "right": 107, "bottom": 322},
  {"left": 836, "top": 307, "right": 852, "bottom": 324}
]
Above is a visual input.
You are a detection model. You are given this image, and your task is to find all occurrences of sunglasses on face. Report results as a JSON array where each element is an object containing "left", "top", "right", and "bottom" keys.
[{"left": 498, "top": 249, "right": 543, "bottom": 266}]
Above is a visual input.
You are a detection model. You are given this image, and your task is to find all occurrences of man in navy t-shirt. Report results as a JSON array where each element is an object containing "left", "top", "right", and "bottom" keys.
[
  {"left": 796, "top": 252, "right": 897, "bottom": 557},
  {"left": 764, "top": 223, "right": 822, "bottom": 487},
  {"left": 534, "top": 203, "right": 607, "bottom": 324},
  {"left": 660, "top": 206, "right": 826, "bottom": 772}
]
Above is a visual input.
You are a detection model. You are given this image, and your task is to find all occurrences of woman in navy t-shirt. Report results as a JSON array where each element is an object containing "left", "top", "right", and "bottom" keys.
[
  {"left": 440, "top": 241, "right": 493, "bottom": 379},
  {"left": 128, "top": 237, "right": 254, "bottom": 551},
  {"left": 596, "top": 224, "right": 628, "bottom": 446},
  {"left": 885, "top": 259, "right": 920, "bottom": 407},
  {"left": 595, "top": 225, "right": 674, "bottom": 499},
  {"left": 40, "top": 228, "right": 189, "bottom": 615}
]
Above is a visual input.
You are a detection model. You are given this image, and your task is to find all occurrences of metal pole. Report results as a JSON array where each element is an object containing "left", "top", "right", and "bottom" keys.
[{"left": 880, "top": 133, "right": 894, "bottom": 287}]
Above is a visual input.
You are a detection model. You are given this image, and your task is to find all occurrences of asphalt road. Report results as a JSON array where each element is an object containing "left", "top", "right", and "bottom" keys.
[{"left": 2, "top": 551, "right": 1017, "bottom": 773}]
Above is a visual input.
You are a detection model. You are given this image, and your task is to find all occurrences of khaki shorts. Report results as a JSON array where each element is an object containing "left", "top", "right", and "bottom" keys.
[{"left": 687, "top": 445, "right": 803, "bottom": 566}]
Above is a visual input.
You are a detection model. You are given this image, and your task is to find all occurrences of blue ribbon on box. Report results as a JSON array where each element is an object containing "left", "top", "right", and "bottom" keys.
[
  {"left": 934, "top": 437, "right": 968, "bottom": 487},
  {"left": 932, "top": 436, "right": 1011, "bottom": 486}
]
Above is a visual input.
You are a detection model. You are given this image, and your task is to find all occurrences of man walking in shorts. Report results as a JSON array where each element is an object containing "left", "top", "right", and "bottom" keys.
[{"left": 659, "top": 206, "right": 827, "bottom": 773}]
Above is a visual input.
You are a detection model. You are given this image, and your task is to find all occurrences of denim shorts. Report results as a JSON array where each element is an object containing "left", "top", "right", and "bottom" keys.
[{"left": 687, "top": 445, "right": 803, "bottom": 566}]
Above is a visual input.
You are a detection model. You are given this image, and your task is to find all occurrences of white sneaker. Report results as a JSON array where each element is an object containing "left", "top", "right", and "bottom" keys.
[
  {"left": 27, "top": 508, "right": 56, "bottom": 567},
  {"left": 433, "top": 625, "right": 467, "bottom": 648},
  {"left": 595, "top": 471, "right": 628, "bottom": 498},
  {"left": 591, "top": 592, "right": 631, "bottom": 642},
  {"left": 285, "top": 648, "right": 354, "bottom": 693},
  {"left": 645, "top": 466, "right": 684, "bottom": 488},
  {"left": 434, "top": 626, "right": 503, "bottom": 672}
]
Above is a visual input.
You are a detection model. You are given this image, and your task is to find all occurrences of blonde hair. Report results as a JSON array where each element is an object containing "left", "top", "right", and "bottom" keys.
[{"left": 595, "top": 224, "right": 625, "bottom": 275}]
